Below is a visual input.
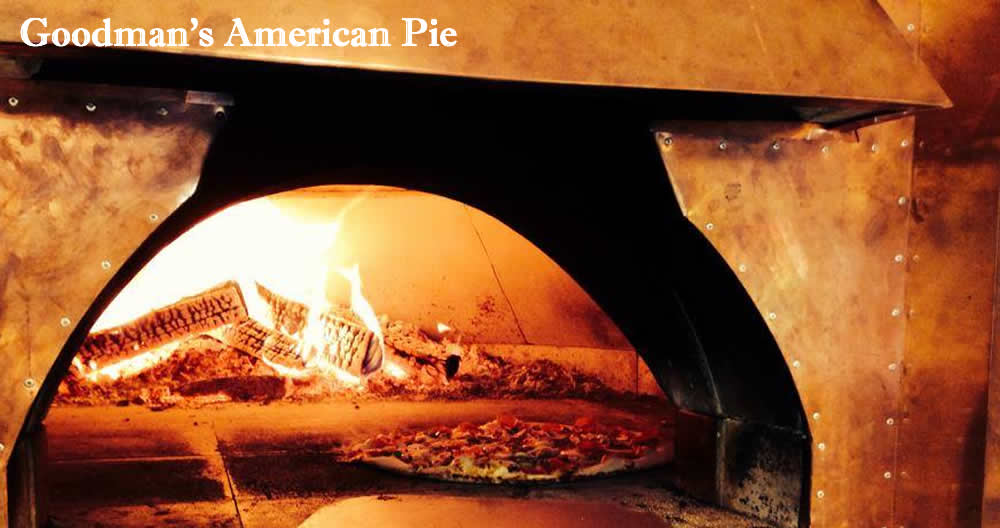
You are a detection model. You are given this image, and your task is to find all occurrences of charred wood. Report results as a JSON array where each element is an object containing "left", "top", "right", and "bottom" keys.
[
  {"left": 254, "top": 282, "right": 383, "bottom": 376},
  {"left": 77, "top": 281, "right": 247, "bottom": 365}
]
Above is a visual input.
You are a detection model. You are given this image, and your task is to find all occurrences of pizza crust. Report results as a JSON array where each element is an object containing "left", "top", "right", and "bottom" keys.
[{"left": 358, "top": 429, "right": 673, "bottom": 484}]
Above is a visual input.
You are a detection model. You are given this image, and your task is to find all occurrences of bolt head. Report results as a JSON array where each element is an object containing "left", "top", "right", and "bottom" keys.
[
  {"left": 792, "top": 360, "right": 801, "bottom": 368},
  {"left": 901, "top": 139, "right": 910, "bottom": 148},
  {"left": 812, "top": 412, "right": 821, "bottom": 421},
  {"left": 85, "top": 103, "right": 96, "bottom": 112},
  {"left": 7, "top": 96, "right": 18, "bottom": 107},
  {"left": 768, "top": 312, "right": 777, "bottom": 320},
  {"left": 771, "top": 141, "right": 781, "bottom": 151},
  {"left": 101, "top": 260, "right": 112, "bottom": 270},
  {"left": 148, "top": 213, "right": 159, "bottom": 222},
  {"left": 884, "top": 471, "right": 893, "bottom": 479},
  {"left": 718, "top": 140, "right": 728, "bottom": 151},
  {"left": 907, "top": 23, "right": 917, "bottom": 32},
  {"left": 898, "top": 196, "right": 908, "bottom": 206},
  {"left": 894, "top": 254, "right": 904, "bottom": 263},
  {"left": 821, "top": 145, "right": 830, "bottom": 153},
  {"left": 816, "top": 490, "right": 825, "bottom": 499},
  {"left": 23, "top": 378, "right": 36, "bottom": 389},
  {"left": 871, "top": 143, "right": 879, "bottom": 153},
  {"left": 738, "top": 263, "right": 747, "bottom": 273},
  {"left": 889, "top": 363, "right": 898, "bottom": 371},
  {"left": 705, "top": 223, "right": 714, "bottom": 231},
  {"left": 886, "top": 418, "right": 895, "bottom": 426},
  {"left": 157, "top": 107, "right": 169, "bottom": 116},
  {"left": 60, "top": 317, "right": 71, "bottom": 327},
  {"left": 817, "top": 442, "right": 826, "bottom": 451},
  {"left": 892, "top": 307, "right": 902, "bottom": 317}
]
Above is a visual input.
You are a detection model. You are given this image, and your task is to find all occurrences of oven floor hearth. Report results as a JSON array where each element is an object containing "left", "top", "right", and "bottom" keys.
[{"left": 44, "top": 399, "right": 769, "bottom": 528}]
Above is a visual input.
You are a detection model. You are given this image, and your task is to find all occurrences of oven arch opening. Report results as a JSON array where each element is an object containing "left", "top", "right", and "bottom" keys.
[{"left": 13, "top": 110, "right": 810, "bottom": 528}]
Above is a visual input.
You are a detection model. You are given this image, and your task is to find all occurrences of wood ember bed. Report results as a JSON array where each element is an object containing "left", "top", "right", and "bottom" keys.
[{"left": 59, "top": 281, "right": 640, "bottom": 409}]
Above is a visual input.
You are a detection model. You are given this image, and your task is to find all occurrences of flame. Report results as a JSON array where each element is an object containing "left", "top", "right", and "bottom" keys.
[
  {"left": 80, "top": 191, "right": 391, "bottom": 387},
  {"left": 92, "top": 199, "right": 346, "bottom": 332},
  {"left": 338, "top": 264, "right": 385, "bottom": 348}
]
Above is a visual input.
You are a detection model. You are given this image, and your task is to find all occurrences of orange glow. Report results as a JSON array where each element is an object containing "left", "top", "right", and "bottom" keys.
[
  {"left": 75, "top": 343, "right": 180, "bottom": 382},
  {"left": 383, "top": 360, "right": 407, "bottom": 379},
  {"left": 93, "top": 199, "right": 343, "bottom": 332},
  {"left": 81, "top": 193, "right": 389, "bottom": 387}
]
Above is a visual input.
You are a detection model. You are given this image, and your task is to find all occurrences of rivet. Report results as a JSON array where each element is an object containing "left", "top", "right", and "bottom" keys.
[
  {"left": 812, "top": 412, "right": 821, "bottom": 421},
  {"left": 891, "top": 307, "right": 902, "bottom": 317},
  {"left": 817, "top": 442, "right": 826, "bottom": 451},
  {"left": 889, "top": 363, "right": 898, "bottom": 371},
  {"left": 705, "top": 223, "right": 715, "bottom": 231},
  {"left": 7, "top": 96, "right": 19, "bottom": 107},
  {"left": 886, "top": 418, "right": 895, "bottom": 426},
  {"left": 821, "top": 145, "right": 830, "bottom": 153},
  {"left": 85, "top": 103, "right": 96, "bottom": 112},
  {"left": 901, "top": 139, "right": 910, "bottom": 148},
  {"left": 157, "top": 107, "right": 169, "bottom": 116},
  {"left": 662, "top": 136, "right": 673, "bottom": 146},
  {"left": 768, "top": 312, "right": 777, "bottom": 320},
  {"left": 60, "top": 317, "right": 71, "bottom": 327},
  {"left": 907, "top": 23, "right": 917, "bottom": 32},
  {"left": 792, "top": 360, "right": 801, "bottom": 368},
  {"left": 100, "top": 260, "right": 112, "bottom": 270},
  {"left": 816, "top": 490, "right": 825, "bottom": 499},
  {"left": 898, "top": 196, "right": 908, "bottom": 206},
  {"left": 719, "top": 140, "right": 728, "bottom": 151},
  {"left": 23, "top": 378, "right": 36, "bottom": 390},
  {"left": 871, "top": 143, "right": 879, "bottom": 153},
  {"left": 738, "top": 263, "right": 747, "bottom": 273},
  {"left": 148, "top": 213, "right": 159, "bottom": 222},
  {"left": 214, "top": 105, "right": 227, "bottom": 119},
  {"left": 771, "top": 141, "right": 781, "bottom": 151},
  {"left": 884, "top": 471, "right": 893, "bottom": 479},
  {"left": 894, "top": 254, "right": 904, "bottom": 263}
]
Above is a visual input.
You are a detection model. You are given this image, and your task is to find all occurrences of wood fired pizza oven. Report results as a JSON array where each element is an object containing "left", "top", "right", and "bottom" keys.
[{"left": 0, "top": 1, "right": 957, "bottom": 527}]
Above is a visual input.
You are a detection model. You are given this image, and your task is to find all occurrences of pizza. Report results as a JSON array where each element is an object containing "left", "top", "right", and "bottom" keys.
[{"left": 344, "top": 415, "right": 672, "bottom": 483}]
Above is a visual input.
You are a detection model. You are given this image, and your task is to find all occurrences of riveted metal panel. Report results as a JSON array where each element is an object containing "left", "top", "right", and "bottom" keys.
[
  {"left": 655, "top": 118, "right": 914, "bottom": 527},
  {"left": 0, "top": 79, "right": 221, "bottom": 507}
]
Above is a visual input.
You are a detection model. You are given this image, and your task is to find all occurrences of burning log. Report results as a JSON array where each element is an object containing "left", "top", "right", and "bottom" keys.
[
  {"left": 223, "top": 314, "right": 380, "bottom": 378},
  {"left": 254, "top": 282, "right": 383, "bottom": 376},
  {"left": 223, "top": 318, "right": 304, "bottom": 369},
  {"left": 255, "top": 281, "right": 310, "bottom": 335},
  {"left": 77, "top": 281, "right": 248, "bottom": 365},
  {"left": 384, "top": 321, "right": 462, "bottom": 383}
]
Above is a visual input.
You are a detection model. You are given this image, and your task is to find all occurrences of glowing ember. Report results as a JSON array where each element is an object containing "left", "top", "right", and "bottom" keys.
[
  {"left": 383, "top": 360, "right": 408, "bottom": 379},
  {"left": 74, "top": 343, "right": 180, "bottom": 382}
]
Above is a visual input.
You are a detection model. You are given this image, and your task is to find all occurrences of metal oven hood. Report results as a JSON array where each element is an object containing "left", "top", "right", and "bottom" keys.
[{"left": 0, "top": 0, "right": 949, "bottom": 121}]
